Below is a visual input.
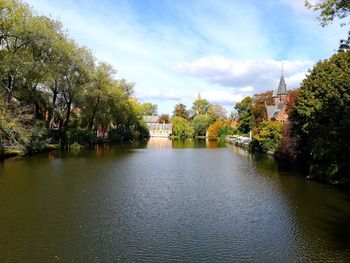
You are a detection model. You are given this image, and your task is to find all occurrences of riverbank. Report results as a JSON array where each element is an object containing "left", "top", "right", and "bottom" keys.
[{"left": 0, "top": 144, "right": 61, "bottom": 160}]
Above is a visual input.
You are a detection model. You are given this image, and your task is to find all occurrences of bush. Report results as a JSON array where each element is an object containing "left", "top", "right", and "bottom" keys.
[
  {"left": 252, "top": 121, "right": 283, "bottom": 153},
  {"left": 25, "top": 121, "right": 50, "bottom": 154}
]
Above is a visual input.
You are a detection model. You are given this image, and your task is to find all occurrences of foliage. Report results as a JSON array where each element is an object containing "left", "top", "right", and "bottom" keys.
[
  {"left": 285, "top": 89, "right": 300, "bottom": 115},
  {"left": 291, "top": 50, "right": 350, "bottom": 182},
  {"left": 171, "top": 116, "right": 194, "bottom": 138},
  {"left": 24, "top": 121, "right": 49, "bottom": 154},
  {"left": 191, "top": 95, "right": 210, "bottom": 117},
  {"left": 158, "top": 114, "right": 170, "bottom": 123},
  {"left": 252, "top": 91, "right": 273, "bottom": 126},
  {"left": 235, "top": 96, "right": 254, "bottom": 133},
  {"left": 275, "top": 122, "right": 301, "bottom": 163},
  {"left": 306, "top": 0, "right": 350, "bottom": 27},
  {"left": 207, "top": 120, "right": 237, "bottom": 140},
  {"left": 218, "top": 125, "right": 236, "bottom": 141},
  {"left": 172, "top": 103, "right": 190, "bottom": 120},
  {"left": 306, "top": 0, "right": 350, "bottom": 51},
  {"left": 252, "top": 121, "right": 283, "bottom": 153},
  {"left": 191, "top": 114, "right": 211, "bottom": 136},
  {"left": 0, "top": 0, "right": 153, "bottom": 154},
  {"left": 208, "top": 104, "right": 227, "bottom": 121},
  {"left": 139, "top": 102, "right": 158, "bottom": 116}
]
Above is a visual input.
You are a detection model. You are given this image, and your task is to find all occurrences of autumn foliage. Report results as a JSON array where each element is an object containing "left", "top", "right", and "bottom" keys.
[{"left": 207, "top": 120, "right": 238, "bottom": 140}]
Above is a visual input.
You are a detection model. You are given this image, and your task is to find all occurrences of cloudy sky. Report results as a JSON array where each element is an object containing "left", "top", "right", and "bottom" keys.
[{"left": 27, "top": 0, "right": 347, "bottom": 114}]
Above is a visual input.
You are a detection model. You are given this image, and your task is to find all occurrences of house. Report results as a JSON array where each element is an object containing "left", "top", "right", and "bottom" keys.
[
  {"left": 144, "top": 116, "right": 172, "bottom": 138},
  {"left": 266, "top": 72, "right": 289, "bottom": 122}
]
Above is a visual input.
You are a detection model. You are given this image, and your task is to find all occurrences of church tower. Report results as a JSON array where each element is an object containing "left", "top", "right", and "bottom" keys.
[{"left": 272, "top": 65, "right": 288, "bottom": 104}]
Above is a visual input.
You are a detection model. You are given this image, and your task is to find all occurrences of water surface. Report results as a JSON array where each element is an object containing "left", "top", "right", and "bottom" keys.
[{"left": 1, "top": 139, "right": 350, "bottom": 262}]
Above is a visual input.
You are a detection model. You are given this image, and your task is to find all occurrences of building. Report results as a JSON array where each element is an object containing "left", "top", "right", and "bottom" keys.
[
  {"left": 266, "top": 72, "right": 289, "bottom": 122},
  {"left": 144, "top": 116, "right": 173, "bottom": 138}
]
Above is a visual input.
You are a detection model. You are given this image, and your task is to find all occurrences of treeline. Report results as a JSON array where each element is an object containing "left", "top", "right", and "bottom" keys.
[
  {"left": 0, "top": 0, "right": 151, "bottom": 156},
  {"left": 167, "top": 96, "right": 236, "bottom": 139}
]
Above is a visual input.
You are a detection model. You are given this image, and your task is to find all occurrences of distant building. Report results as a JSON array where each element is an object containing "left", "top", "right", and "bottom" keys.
[
  {"left": 144, "top": 116, "right": 172, "bottom": 138},
  {"left": 266, "top": 71, "right": 289, "bottom": 122}
]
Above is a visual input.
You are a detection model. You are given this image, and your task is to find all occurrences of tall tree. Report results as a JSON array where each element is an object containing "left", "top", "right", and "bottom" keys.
[
  {"left": 235, "top": 96, "right": 254, "bottom": 134},
  {"left": 172, "top": 103, "right": 190, "bottom": 120},
  {"left": 191, "top": 95, "right": 210, "bottom": 117},
  {"left": 139, "top": 102, "right": 158, "bottom": 116},
  {"left": 291, "top": 50, "right": 350, "bottom": 182}
]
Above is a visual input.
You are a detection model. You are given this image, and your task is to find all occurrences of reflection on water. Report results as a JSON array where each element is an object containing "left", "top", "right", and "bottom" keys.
[
  {"left": 0, "top": 141, "right": 350, "bottom": 262},
  {"left": 146, "top": 138, "right": 226, "bottom": 149}
]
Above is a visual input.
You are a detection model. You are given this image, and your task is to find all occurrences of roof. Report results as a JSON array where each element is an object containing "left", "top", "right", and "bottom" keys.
[
  {"left": 266, "top": 105, "right": 276, "bottom": 119},
  {"left": 272, "top": 74, "right": 288, "bottom": 97},
  {"left": 277, "top": 75, "right": 287, "bottom": 95},
  {"left": 143, "top": 116, "right": 158, "bottom": 123},
  {"left": 266, "top": 101, "right": 286, "bottom": 119}
]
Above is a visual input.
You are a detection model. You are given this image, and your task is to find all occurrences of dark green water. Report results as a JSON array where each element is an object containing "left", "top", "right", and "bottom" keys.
[{"left": 1, "top": 139, "right": 350, "bottom": 262}]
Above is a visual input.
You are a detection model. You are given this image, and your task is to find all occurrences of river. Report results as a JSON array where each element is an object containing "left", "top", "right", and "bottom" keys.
[{"left": 0, "top": 139, "right": 350, "bottom": 262}]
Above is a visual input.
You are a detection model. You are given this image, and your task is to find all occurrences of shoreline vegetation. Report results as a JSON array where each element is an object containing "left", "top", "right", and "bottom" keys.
[{"left": 0, "top": 0, "right": 154, "bottom": 159}]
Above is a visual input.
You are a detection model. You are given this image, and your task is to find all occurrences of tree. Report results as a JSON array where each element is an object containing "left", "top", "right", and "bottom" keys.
[
  {"left": 83, "top": 62, "right": 116, "bottom": 130},
  {"left": 158, "top": 114, "right": 170, "bottom": 123},
  {"left": 306, "top": 0, "right": 350, "bottom": 27},
  {"left": 191, "top": 95, "right": 210, "bottom": 117},
  {"left": 306, "top": 0, "right": 350, "bottom": 51},
  {"left": 252, "top": 121, "right": 283, "bottom": 153},
  {"left": 291, "top": 50, "right": 350, "bottom": 182},
  {"left": 252, "top": 91, "right": 273, "bottom": 127},
  {"left": 208, "top": 104, "right": 227, "bottom": 121},
  {"left": 139, "top": 102, "right": 158, "bottom": 116},
  {"left": 275, "top": 122, "right": 301, "bottom": 164},
  {"left": 285, "top": 89, "right": 299, "bottom": 115},
  {"left": 191, "top": 114, "right": 211, "bottom": 136},
  {"left": 0, "top": 0, "right": 154, "bottom": 153},
  {"left": 207, "top": 120, "right": 237, "bottom": 141},
  {"left": 235, "top": 96, "right": 254, "bottom": 134},
  {"left": 172, "top": 103, "right": 190, "bottom": 120},
  {"left": 171, "top": 116, "right": 194, "bottom": 138}
]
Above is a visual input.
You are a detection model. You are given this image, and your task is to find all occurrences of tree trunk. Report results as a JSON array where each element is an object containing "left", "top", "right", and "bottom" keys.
[
  {"left": 88, "top": 96, "right": 100, "bottom": 130},
  {"left": 48, "top": 80, "right": 58, "bottom": 128},
  {"left": 64, "top": 100, "right": 72, "bottom": 128}
]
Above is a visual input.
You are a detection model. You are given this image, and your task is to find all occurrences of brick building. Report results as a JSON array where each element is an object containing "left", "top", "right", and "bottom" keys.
[{"left": 266, "top": 72, "right": 289, "bottom": 122}]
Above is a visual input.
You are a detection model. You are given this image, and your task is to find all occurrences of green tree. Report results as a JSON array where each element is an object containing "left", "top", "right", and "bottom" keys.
[
  {"left": 139, "top": 102, "right": 158, "bottom": 116},
  {"left": 171, "top": 116, "right": 194, "bottom": 138},
  {"left": 235, "top": 96, "right": 254, "bottom": 134},
  {"left": 191, "top": 114, "right": 211, "bottom": 136},
  {"left": 291, "top": 50, "right": 350, "bottom": 183},
  {"left": 191, "top": 95, "right": 210, "bottom": 117},
  {"left": 252, "top": 121, "right": 283, "bottom": 153}
]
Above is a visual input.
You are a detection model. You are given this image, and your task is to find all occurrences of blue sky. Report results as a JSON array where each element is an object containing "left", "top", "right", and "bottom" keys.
[{"left": 27, "top": 0, "right": 348, "bottom": 114}]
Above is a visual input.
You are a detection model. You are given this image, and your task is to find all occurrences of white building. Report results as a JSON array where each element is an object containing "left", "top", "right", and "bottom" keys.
[{"left": 144, "top": 116, "right": 172, "bottom": 138}]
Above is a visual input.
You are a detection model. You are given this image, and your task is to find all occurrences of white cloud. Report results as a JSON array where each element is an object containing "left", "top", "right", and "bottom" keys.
[
  {"left": 175, "top": 56, "right": 314, "bottom": 92},
  {"left": 201, "top": 90, "right": 244, "bottom": 106},
  {"left": 137, "top": 89, "right": 183, "bottom": 101},
  {"left": 239, "top": 86, "right": 254, "bottom": 92}
]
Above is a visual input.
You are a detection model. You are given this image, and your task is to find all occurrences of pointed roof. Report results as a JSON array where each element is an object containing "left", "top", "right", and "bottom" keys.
[{"left": 277, "top": 74, "right": 287, "bottom": 95}]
